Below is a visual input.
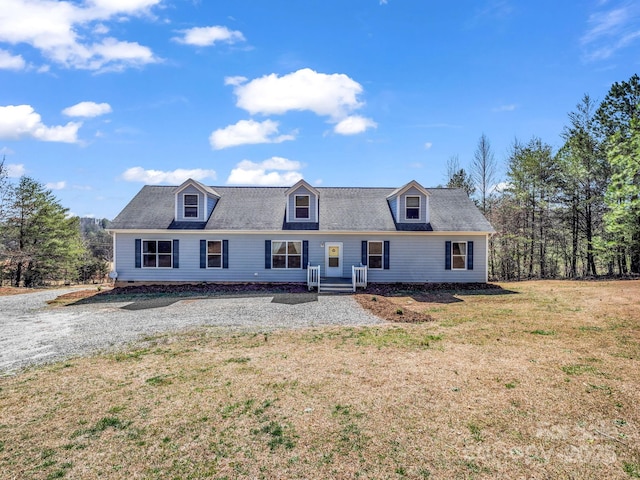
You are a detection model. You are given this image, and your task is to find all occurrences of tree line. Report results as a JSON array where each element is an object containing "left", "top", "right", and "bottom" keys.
[
  {"left": 448, "top": 74, "right": 640, "bottom": 280},
  {"left": 0, "top": 163, "right": 111, "bottom": 287}
]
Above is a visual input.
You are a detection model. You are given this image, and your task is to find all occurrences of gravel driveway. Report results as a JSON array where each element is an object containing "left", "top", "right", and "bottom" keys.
[{"left": 0, "top": 289, "right": 381, "bottom": 374}]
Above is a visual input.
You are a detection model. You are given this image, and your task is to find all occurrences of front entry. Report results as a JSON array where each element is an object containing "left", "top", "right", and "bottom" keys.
[{"left": 325, "top": 242, "right": 343, "bottom": 277}]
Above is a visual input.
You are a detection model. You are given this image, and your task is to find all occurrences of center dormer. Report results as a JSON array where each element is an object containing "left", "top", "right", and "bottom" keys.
[
  {"left": 174, "top": 179, "right": 220, "bottom": 222},
  {"left": 387, "top": 180, "right": 430, "bottom": 224},
  {"left": 285, "top": 179, "right": 319, "bottom": 223}
]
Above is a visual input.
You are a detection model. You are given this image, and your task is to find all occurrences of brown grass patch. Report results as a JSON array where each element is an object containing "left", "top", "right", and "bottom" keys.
[{"left": 1, "top": 280, "right": 640, "bottom": 479}]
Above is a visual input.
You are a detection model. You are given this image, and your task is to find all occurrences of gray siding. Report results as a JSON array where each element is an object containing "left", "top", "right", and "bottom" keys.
[
  {"left": 287, "top": 185, "right": 317, "bottom": 222},
  {"left": 114, "top": 232, "right": 488, "bottom": 283},
  {"left": 398, "top": 186, "right": 429, "bottom": 223},
  {"left": 176, "top": 185, "right": 205, "bottom": 222},
  {"left": 388, "top": 196, "right": 398, "bottom": 222},
  {"left": 206, "top": 196, "right": 217, "bottom": 219}
]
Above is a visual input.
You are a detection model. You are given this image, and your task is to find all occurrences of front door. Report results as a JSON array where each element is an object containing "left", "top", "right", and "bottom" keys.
[{"left": 325, "top": 242, "right": 343, "bottom": 277}]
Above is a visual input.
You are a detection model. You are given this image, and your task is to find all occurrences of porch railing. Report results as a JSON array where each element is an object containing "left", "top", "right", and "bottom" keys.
[
  {"left": 307, "top": 265, "right": 320, "bottom": 291},
  {"left": 352, "top": 265, "right": 368, "bottom": 292}
]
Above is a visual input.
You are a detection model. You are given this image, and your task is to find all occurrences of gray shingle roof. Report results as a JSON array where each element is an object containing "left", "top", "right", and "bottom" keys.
[{"left": 109, "top": 185, "right": 494, "bottom": 233}]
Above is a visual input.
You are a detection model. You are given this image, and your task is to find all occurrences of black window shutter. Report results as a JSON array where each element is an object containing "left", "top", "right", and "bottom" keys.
[
  {"left": 302, "top": 240, "right": 308, "bottom": 269},
  {"left": 467, "top": 241, "right": 474, "bottom": 270},
  {"left": 173, "top": 239, "right": 179, "bottom": 268},
  {"left": 265, "top": 240, "right": 271, "bottom": 269},
  {"left": 361, "top": 241, "right": 368, "bottom": 266},
  {"left": 200, "top": 240, "right": 206, "bottom": 269},
  {"left": 383, "top": 240, "right": 390, "bottom": 270},
  {"left": 445, "top": 241, "right": 452, "bottom": 270},
  {"left": 223, "top": 240, "right": 229, "bottom": 269},
  {"left": 135, "top": 238, "right": 141, "bottom": 268}
]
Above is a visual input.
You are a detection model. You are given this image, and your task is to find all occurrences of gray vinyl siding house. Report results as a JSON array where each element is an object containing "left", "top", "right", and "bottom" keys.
[{"left": 108, "top": 179, "right": 495, "bottom": 286}]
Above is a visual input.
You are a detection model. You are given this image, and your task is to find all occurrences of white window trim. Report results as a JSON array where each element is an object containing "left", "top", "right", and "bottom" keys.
[
  {"left": 405, "top": 195, "right": 421, "bottom": 220},
  {"left": 141, "top": 239, "right": 173, "bottom": 269},
  {"left": 271, "top": 240, "right": 303, "bottom": 269},
  {"left": 368, "top": 240, "right": 383, "bottom": 270},
  {"left": 294, "top": 194, "right": 311, "bottom": 220},
  {"left": 206, "top": 240, "right": 223, "bottom": 269},
  {"left": 183, "top": 193, "right": 199, "bottom": 219},
  {"left": 451, "top": 241, "right": 467, "bottom": 271}
]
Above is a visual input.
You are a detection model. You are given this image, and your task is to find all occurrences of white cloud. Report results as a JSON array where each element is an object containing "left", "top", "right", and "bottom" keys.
[
  {"left": 0, "top": 105, "right": 81, "bottom": 143},
  {"left": 226, "top": 157, "right": 303, "bottom": 186},
  {"left": 6, "top": 163, "right": 25, "bottom": 177},
  {"left": 333, "top": 115, "right": 377, "bottom": 135},
  {"left": 209, "top": 119, "right": 296, "bottom": 149},
  {"left": 121, "top": 167, "right": 217, "bottom": 184},
  {"left": 224, "top": 75, "right": 247, "bottom": 86},
  {"left": 173, "top": 26, "right": 245, "bottom": 46},
  {"left": 63, "top": 101, "right": 112, "bottom": 117},
  {"left": 0, "top": 0, "right": 161, "bottom": 71},
  {"left": 231, "top": 68, "right": 365, "bottom": 119},
  {"left": 424, "top": 142, "right": 433, "bottom": 150},
  {"left": 492, "top": 104, "right": 516, "bottom": 112},
  {"left": 581, "top": 4, "right": 640, "bottom": 60},
  {"left": 0, "top": 49, "right": 25, "bottom": 70},
  {"left": 46, "top": 181, "right": 66, "bottom": 190}
]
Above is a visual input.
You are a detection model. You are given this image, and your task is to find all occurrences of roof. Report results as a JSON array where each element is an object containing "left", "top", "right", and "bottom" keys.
[{"left": 109, "top": 185, "right": 494, "bottom": 233}]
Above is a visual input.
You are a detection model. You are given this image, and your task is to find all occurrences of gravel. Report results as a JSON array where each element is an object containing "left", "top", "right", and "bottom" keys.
[{"left": 0, "top": 289, "right": 382, "bottom": 374}]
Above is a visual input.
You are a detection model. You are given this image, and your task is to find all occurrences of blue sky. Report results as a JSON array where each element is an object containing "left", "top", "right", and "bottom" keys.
[{"left": 0, "top": 0, "right": 639, "bottom": 219}]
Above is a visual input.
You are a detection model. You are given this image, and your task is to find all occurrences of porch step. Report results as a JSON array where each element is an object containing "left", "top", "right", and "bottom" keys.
[{"left": 318, "top": 277, "right": 353, "bottom": 295}]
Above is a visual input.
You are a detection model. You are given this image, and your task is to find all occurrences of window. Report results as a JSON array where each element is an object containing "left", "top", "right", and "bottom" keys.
[
  {"left": 184, "top": 194, "right": 198, "bottom": 218},
  {"left": 406, "top": 196, "right": 420, "bottom": 219},
  {"left": 452, "top": 242, "right": 467, "bottom": 270},
  {"left": 368, "top": 241, "right": 383, "bottom": 269},
  {"left": 142, "top": 240, "right": 172, "bottom": 268},
  {"left": 272, "top": 240, "right": 302, "bottom": 269},
  {"left": 295, "top": 195, "right": 310, "bottom": 219},
  {"left": 207, "top": 240, "right": 222, "bottom": 268}
]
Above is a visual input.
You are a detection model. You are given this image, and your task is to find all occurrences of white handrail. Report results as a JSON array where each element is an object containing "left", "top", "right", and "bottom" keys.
[
  {"left": 307, "top": 264, "right": 320, "bottom": 291},
  {"left": 352, "top": 265, "right": 367, "bottom": 291}
]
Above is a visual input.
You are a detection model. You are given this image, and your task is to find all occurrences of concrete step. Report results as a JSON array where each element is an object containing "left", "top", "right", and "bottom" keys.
[{"left": 318, "top": 279, "right": 353, "bottom": 294}]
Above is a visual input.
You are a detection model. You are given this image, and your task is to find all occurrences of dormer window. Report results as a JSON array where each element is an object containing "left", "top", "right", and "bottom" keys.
[
  {"left": 295, "top": 195, "right": 310, "bottom": 219},
  {"left": 184, "top": 194, "right": 198, "bottom": 218},
  {"left": 406, "top": 196, "right": 420, "bottom": 219}
]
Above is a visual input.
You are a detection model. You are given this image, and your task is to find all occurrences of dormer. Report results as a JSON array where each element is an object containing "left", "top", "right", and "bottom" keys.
[
  {"left": 387, "top": 180, "right": 430, "bottom": 224},
  {"left": 174, "top": 179, "right": 220, "bottom": 222},
  {"left": 285, "top": 179, "right": 319, "bottom": 223}
]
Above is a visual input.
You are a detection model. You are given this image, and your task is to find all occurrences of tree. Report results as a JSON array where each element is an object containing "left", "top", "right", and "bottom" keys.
[
  {"left": 3, "top": 177, "right": 85, "bottom": 286},
  {"left": 595, "top": 74, "right": 640, "bottom": 273},
  {"left": 447, "top": 168, "right": 476, "bottom": 197},
  {"left": 595, "top": 74, "right": 640, "bottom": 141},
  {"left": 558, "top": 94, "right": 607, "bottom": 277},
  {"left": 505, "top": 137, "right": 559, "bottom": 278},
  {"left": 471, "top": 133, "right": 497, "bottom": 214},
  {"left": 603, "top": 119, "right": 640, "bottom": 274}
]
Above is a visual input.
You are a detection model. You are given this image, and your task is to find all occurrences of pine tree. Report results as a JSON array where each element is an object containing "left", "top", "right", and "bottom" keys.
[{"left": 4, "top": 177, "right": 85, "bottom": 286}]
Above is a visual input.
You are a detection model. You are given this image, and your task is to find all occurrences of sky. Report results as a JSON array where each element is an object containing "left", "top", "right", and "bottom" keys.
[{"left": 1, "top": 0, "right": 639, "bottom": 219}]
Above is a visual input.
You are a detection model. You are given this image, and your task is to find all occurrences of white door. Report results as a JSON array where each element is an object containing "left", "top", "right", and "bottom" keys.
[{"left": 325, "top": 242, "right": 343, "bottom": 277}]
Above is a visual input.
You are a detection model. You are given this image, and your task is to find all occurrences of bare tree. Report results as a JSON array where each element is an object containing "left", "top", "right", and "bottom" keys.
[
  {"left": 445, "top": 155, "right": 461, "bottom": 184},
  {"left": 471, "top": 133, "right": 497, "bottom": 214}
]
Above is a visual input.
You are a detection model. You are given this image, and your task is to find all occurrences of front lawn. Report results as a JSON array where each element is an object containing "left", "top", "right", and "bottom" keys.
[{"left": 1, "top": 280, "right": 639, "bottom": 479}]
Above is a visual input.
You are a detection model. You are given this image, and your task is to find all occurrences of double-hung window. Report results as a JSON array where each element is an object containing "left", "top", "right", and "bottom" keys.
[
  {"left": 142, "top": 240, "right": 172, "bottom": 268},
  {"left": 406, "top": 196, "right": 420, "bottom": 219},
  {"left": 368, "top": 241, "right": 383, "bottom": 269},
  {"left": 207, "top": 240, "right": 222, "bottom": 268},
  {"left": 295, "top": 195, "right": 310, "bottom": 219},
  {"left": 184, "top": 194, "right": 198, "bottom": 218},
  {"left": 272, "top": 240, "right": 302, "bottom": 269},
  {"left": 451, "top": 241, "right": 467, "bottom": 270}
]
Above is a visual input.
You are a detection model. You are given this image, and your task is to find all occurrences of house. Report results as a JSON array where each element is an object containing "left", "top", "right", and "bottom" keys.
[{"left": 107, "top": 179, "right": 494, "bottom": 289}]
